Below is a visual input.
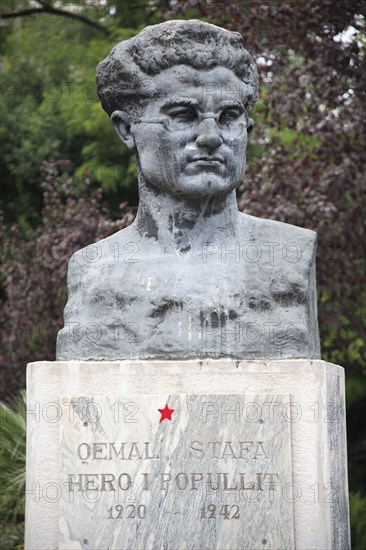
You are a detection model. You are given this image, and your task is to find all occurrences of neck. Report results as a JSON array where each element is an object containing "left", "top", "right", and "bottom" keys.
[{"left": 135, "top": 169, "right": 240, "bottom": 253}]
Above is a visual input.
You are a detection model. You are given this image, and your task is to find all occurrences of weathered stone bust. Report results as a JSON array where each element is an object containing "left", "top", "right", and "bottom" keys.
[{"left": 57, "top": 19, "right": 320, "bottom": 361}]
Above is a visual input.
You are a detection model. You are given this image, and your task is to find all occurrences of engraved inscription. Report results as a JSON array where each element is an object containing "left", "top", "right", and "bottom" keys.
[{"left": 60, "top": 394, "right": 294, "bottom": 550}]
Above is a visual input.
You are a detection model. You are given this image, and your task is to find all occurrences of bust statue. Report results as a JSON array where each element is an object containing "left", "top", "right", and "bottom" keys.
[{"left": 57, "top": 19, "right": 320, "bottom": 361}]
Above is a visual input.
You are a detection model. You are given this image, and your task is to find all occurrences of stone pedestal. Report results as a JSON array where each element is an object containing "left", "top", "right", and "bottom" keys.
[{"left": 25, "top": 359, "right": 350, "bottom": 549}]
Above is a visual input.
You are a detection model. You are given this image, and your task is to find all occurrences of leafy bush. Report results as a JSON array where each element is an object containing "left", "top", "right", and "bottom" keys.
[
  {"left": 350, "top": 492, "right": 366, "bottom": 550},
  {"left": 0, "top": 160, "right": 136, "bottom": 399},
  {"left": 0, "top": 392, "right": 26, "bottom": 550}
]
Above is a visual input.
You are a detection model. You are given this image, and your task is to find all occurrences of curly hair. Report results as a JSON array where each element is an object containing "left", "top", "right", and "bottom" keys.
[{"left": 96, "top": 19, "right": 259, "bottom": 120}]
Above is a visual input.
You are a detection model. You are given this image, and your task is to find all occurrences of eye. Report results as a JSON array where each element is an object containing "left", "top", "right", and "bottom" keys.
[
  {"left": 219, "top": 108, "right": 241, "bottom": 125},
  {"left": 169, "top": 108, "right": 197, "bottom": 122}
]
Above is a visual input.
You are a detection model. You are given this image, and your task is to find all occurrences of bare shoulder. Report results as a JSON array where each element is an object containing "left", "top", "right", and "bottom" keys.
[
  {"left": 68, "top": 223, "right": 141, "bottom": 271},
  {"left": 237, "top": 212, "right": 317, "bottom": 272},
  {"left": 239, "top": 212, "right": 317, "bottom": 252},
  {"left": 239, "top": 211, "right": 316, "bottom": 241}
]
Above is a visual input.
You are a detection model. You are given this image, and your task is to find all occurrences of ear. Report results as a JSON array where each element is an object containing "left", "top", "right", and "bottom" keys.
[
  {"left": 246, "top": 118, "right": 254, "bottom": 135},
  {"left": 111, "top": 110, "right": 135, "bottom": 149}
]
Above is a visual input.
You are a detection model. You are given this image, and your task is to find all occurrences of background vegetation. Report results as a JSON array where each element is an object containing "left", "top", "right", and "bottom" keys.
[{"left": 0, "top": 1, "right": 365, "bottom": 547}]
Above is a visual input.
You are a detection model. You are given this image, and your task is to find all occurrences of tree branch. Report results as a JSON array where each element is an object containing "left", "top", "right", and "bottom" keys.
[
  {"left": 1, "top": 8, "right": 45, "bottom": 19},
  {"left": 1, "top": 4, "right": 110, "bottom": 36}
]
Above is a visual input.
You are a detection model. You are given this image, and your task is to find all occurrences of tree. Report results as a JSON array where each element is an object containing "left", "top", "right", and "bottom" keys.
[
  {"left": 0, "top": 392, "right": 26, "bottom": 548},
  {"left": 0, "top": 161, "right": 136, "bottom": 398},
  {"left": 0, "top": 0, "right": 110, "bottom": 35},
  {"left": 0, "top": 23, "right": 127, "bottom": 229},
  {"left": 0, "top": 1, "right": 167, "bottom": 228}
]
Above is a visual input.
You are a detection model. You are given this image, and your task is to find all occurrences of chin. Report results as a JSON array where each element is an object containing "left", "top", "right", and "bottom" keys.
[{"left": 176, "top": 177, "right": 237, "bottom": 199}]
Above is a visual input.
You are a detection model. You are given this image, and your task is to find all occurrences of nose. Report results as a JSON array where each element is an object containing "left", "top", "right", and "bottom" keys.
[{"left": 195, "top": 117, "right": 223, "bottom": 151}]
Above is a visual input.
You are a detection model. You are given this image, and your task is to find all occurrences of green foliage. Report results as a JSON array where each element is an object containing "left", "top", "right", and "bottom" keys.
[
  {"left": 0, "top": 392, "right": 26, "bottom": 549},
  {"left": 322, "top": 313, "right": 366, "bottom": 372},
  {"left": 0, "top": 523, "right": 24, "bottom": 550},
  {"left": 0, "top": 160, "right": 136, "bottom": 397},
  {"left": 266, "top": 126, "right": 321, "bottom": 156},
  {"left": 320, "top": 279, "right": 366, "bottom": 376},
  {"left": 0, "top": 6, "right": 156, "bottom": 227},
  {"left": 350, "top": 493, "right": 366, "bottom": 550},
  {"left": 346, "top": 373, "right": 366, "bottom": 407}
]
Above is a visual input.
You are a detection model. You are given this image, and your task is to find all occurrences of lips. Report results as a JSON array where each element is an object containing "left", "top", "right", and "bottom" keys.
[{"left": 189, "top": 156, "right": 224, "bottom": 163}]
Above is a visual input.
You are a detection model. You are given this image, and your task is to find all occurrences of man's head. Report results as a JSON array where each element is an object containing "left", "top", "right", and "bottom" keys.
[
  {"left": 96, "top": 19, "right": 258, "bottom": 119},
  {"left": 96, "top": 20, "right": 259, "bottom": 199}
]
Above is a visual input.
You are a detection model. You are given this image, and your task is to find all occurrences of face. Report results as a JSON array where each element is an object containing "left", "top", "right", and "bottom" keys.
[{"left": 114, "top": 65, "right": 253, "bottom": 199}]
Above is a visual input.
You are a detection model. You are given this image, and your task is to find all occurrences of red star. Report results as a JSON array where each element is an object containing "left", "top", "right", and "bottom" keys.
[{"left": 158, "top": 404, "right": 175, "bottom": 423}]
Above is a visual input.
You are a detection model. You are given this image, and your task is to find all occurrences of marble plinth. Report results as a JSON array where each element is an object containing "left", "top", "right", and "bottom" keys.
[{"left": 25, "top": 359, "right": 350, "bottom": 549}]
